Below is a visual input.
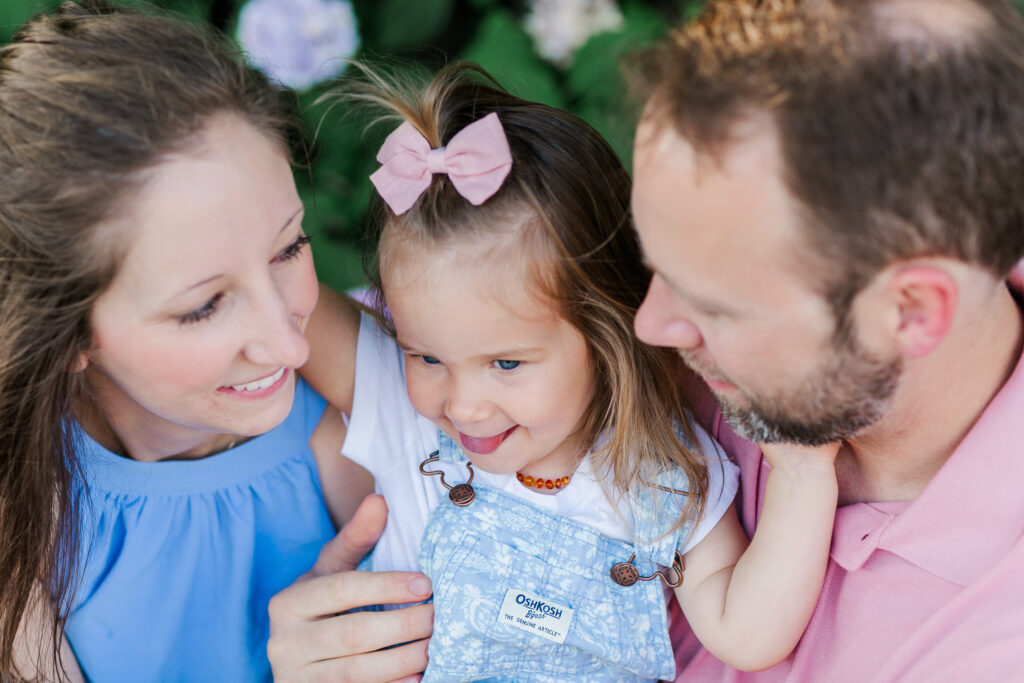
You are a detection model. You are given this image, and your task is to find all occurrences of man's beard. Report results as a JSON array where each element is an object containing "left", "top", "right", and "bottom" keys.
[{"left": 683, "top": 328, "right": 903, "bottom": 446}]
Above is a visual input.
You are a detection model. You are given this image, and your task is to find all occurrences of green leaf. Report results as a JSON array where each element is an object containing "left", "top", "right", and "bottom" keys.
[
  {"left": 373, "top": 0, "right": 454, "bottom": 50},
  {"left": 567, "top": 1, "right": 668, "bottom": 100},
  {"left": 680, "top": 0, "right": 705, "bottom": 22},
  {"left": 312, "top": 228, "right": 368, "bottom": 291},
  {"left": 460, "top": 8, "right": 564, "bottom": 108},
  {"left": 297, "top": 166, "right": 372, "bottom": 291},
  {"left": 574, "top": 100, "right": 637, "bottom": 174},
  {"left": 561, "top": 0, "right": 666, "bottom": 171},
  {"left": 0, "top": 0, "right": 58, "bottom": 44}
]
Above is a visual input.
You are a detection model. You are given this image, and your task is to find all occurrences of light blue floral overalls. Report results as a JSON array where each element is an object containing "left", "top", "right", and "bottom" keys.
[{"left": 418, "top": 432, "right": 695, "bottom": 683}]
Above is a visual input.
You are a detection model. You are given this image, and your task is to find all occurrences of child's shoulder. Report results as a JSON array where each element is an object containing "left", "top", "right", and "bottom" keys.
[{"left": 673, "top": 411, "right": 727, "bottom": 462}]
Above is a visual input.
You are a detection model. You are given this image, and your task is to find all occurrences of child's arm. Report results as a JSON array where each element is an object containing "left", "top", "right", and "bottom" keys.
[
  {"left": 301, "top": 283, "right": 363, "bottom": 415},
  {"left": 674, "top": 442, "right": 839, "bottom": 671}
]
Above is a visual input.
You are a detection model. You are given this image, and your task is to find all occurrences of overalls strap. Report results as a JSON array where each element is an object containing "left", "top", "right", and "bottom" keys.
[{"left": 629, "top": 421, "right": 698, "bottom": 572}]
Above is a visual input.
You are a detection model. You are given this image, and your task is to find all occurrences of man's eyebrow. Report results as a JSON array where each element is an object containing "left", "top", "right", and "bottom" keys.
[{"left": 168, "top": 206, "right": 304, "bottom": 301}]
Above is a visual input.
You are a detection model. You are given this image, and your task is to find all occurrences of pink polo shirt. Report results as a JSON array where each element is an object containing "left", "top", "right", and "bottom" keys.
[{"left": 671, "top": 298, "right": 1024, "bottom": 681}]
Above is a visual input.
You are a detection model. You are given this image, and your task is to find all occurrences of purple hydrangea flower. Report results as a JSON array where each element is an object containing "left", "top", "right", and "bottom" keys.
[{"left": 237, "top": 0, "right": 360, "bottom": 90}]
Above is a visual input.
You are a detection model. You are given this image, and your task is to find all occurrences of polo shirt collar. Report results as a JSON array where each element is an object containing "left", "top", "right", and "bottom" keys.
[{"left": 833, "top": 281, "right": 1024, "bottom": 585}]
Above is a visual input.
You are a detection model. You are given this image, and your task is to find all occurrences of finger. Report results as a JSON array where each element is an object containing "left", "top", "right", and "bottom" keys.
[
  {"left": 309, "top": 494, "right": 390, "bottom": 578},
  {"left": 298, "top": 639, "right": 429, "bottom": 683},
  {"left": 271, "top": 569, "right": 433, "bottom": 621},
  {"left": 299, "top": 605, "right": 432, "bottom": 667},
  {"left": 1009, "top": 265, "right": 1024, "bottom": 291}
]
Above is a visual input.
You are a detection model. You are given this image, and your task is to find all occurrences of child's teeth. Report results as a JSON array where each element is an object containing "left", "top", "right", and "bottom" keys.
[{"left": 232, "top": 367, "right": 284, "bottom": 392}]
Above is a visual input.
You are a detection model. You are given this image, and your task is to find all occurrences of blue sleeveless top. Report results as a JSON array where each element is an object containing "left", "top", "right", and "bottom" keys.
[{"left": 65, "top": 378, "right": 334, "bottom": 682}]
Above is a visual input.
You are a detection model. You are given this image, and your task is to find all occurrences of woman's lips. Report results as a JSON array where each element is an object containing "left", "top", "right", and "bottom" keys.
[
  {"left": 218, "top": 367, "right": 289, "bottom": 399},
  {"left": 458, "top": 425, "right": 518, "bottom": 454}
]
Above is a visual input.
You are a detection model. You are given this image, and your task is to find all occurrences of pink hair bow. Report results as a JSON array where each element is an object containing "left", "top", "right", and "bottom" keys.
[{"left": 370, "top": 112, "right": 513, "bottom": 215}]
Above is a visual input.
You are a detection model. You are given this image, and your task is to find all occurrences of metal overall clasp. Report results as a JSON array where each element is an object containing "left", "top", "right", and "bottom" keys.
[
  {"left": 610, "top": 550, "right": 685, "bottom": 588},
  {"left": 419, "top": 451, "right": 476, "bottom": 506}
]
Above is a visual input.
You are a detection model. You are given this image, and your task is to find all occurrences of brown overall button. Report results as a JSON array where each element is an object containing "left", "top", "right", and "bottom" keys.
[
  {"left": 449, "top": 483, "right": 476, "bottom": 506},
  {"left": 610, "top": 561, "right": 640, "bottom": 586}
]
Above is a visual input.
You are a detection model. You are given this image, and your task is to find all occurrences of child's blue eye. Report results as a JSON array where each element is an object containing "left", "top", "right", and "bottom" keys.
[
  {"left": 495, "top": 360, "right": 520, "bottom": 371},
  {"left": 421, "top": 355, "right": 441, "bottom": 365}
]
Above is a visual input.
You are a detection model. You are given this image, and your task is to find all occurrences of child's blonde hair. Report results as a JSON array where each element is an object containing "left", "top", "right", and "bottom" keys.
[{"left": 349, "top": 62, "right": 708, "bottom": 526}]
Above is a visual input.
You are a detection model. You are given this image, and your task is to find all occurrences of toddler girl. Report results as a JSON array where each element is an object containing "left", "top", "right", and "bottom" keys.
[{"left": 305, "top": 63, "right": 838, "bottom": 681}]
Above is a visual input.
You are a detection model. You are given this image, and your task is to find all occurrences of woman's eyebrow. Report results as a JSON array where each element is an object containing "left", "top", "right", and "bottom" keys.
[{"left": 166, "top": 205, "right": 305, "bottom": 302}]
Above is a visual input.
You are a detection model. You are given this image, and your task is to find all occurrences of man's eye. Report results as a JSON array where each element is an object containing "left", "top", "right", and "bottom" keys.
[{"left": 494, "top": 360, "right": 520, "bottom": 371}]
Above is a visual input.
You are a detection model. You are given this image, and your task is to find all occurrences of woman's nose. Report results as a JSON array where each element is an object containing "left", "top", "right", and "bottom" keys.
[{"left": 242, "top": 287, "right": 311, "bottom": 368}]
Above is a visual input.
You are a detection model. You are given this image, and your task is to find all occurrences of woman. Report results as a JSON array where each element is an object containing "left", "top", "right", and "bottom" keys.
[{"left": 0, "top": 2, "right": 411, "bottom": 679}]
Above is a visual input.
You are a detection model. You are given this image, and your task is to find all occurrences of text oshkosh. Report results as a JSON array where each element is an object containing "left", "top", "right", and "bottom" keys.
[{"left": 515, "top": 593, "right": 563, "bottom": 619}]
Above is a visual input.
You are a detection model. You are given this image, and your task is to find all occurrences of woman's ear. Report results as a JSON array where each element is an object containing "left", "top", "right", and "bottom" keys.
[
  {"left": 886, "top": 265, "right": 958, "bottom": 359},
  {"left": 68, "top": 351, "right": 89, "bottom": 373}
]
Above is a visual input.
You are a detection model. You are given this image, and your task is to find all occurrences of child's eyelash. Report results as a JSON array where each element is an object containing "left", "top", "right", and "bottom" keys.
[
  {"left": 276, "top": 234, "right": 311, "bottom": 262},
  {"left": 178, "top": 292, "right": 224, "bottom": 325}
]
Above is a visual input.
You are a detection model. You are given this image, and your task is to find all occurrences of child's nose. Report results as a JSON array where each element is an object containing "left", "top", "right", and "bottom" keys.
[{"left": 444, "top": 379, "right": 492, "bottom": 424}]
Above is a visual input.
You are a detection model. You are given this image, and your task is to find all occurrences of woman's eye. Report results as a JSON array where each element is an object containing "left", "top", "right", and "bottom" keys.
[
  {"left": 274, "top": 234, "right": 311, "bottom": 263},
  {"left": 178, "top": 293, "right": 224, "bottom": 325},
  {"left": 420, "top": 355, "right": 441, "bottom": 365},
  {"left": 494, "top": 360, "right": 520, "bottom": 371}
]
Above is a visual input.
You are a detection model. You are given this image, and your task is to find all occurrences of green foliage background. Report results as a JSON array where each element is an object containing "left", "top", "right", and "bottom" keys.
[
  {"left": 1, "top": 0, "right": 703, "bottom": 291},
  {"left": 6, "top": 0, "right": 1024, "bottom": 291}
]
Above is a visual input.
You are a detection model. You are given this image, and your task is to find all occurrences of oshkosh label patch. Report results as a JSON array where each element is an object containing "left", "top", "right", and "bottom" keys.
[{"left": 497, "top": 588, "right": 574, "bottom": 644}]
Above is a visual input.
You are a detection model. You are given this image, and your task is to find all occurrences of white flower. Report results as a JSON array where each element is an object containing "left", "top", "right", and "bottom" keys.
[
  {"left": 523, "top": 0, "right": 624, "bottom": 68},
  {"left": 237, "top": 0, "right": 359, "bottom": 90}
]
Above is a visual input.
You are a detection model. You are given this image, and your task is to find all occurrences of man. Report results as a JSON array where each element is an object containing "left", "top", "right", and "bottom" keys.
[{"left": 630, "top": 0, "right": 1024, "bottom": 679}]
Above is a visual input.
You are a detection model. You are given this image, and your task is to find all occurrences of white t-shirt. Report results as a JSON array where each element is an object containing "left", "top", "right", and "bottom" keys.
[{"left": 342, "top": 313, "right": 739, "bottom": 574}]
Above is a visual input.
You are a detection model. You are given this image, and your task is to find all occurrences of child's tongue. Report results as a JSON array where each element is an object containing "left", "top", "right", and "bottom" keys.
[{"left": 459, "top": 426, "right": 515, "bottom": 454}]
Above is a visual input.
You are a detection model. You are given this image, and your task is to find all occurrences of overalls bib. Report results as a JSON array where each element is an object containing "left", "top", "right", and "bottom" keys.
[{"left": 418, "top": 432, "right": 694, "bottom": 683}]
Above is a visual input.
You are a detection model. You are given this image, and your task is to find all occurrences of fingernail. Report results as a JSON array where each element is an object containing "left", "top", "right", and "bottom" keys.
[{"left": 409, "top": 575, "right": 432, "bottom": 597}]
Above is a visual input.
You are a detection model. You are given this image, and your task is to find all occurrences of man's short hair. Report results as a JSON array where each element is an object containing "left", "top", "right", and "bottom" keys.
[{"left": 635, "top": 0, "right": 1024, "bottom": 316}]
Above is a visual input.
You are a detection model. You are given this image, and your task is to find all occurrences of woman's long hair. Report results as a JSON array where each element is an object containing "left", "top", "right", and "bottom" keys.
[{"left": 0, "top": 2, "right": 302, "bottom": 676}]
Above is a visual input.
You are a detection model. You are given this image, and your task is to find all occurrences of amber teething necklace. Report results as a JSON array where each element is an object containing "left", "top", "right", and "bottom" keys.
[{"left": 516, "top": 471, "right": 572, "bottom": 491}]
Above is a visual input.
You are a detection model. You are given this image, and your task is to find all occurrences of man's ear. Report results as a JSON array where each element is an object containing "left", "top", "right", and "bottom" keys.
[{"left": 886, "top": 265, "right": 958, "bottom": 359}]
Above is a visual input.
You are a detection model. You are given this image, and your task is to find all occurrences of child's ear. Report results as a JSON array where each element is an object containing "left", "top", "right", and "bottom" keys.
[{"left": 886, "top": 265, "right": 958, "bottom": 359}]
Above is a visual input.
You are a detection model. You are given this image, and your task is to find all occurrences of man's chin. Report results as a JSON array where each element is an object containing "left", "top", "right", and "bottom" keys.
[{"left": 721, "top": 403, "right": 869, "bottom": 446}]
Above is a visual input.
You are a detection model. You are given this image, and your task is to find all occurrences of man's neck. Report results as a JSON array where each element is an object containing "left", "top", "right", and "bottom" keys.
[{"left": 836, "top": 281, "right": 1024, "bottom": 506}]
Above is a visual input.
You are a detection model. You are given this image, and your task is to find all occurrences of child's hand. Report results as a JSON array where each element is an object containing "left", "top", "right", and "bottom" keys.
[{"left": 759, "top": 441, "right": 840, "bottom": 476}]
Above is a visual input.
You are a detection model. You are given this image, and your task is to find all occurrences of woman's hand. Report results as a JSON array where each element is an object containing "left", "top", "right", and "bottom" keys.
[{"left": 267, "top": 495, "right": 434, "bottom": 683}]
